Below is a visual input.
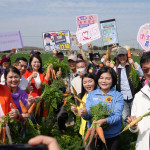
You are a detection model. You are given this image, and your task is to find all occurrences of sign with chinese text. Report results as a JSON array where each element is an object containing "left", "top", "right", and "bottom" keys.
[
  {"left": 137, "top": 23, "right": 150, "bottom": 51},
  {"left": 100, "top": 19, "right": 119, "bottom": 46},
  {"left": 76, "top": 14, "right": 98, "bottom": 30},
  {"left": 0, "top": 31, "right": 23, "bottom": 52},
  {"left": 76, "top": 23, "right": 101, "bottom": 45},
  {"left": 43, "top": 30, "right": 70, "bottom": 52}
]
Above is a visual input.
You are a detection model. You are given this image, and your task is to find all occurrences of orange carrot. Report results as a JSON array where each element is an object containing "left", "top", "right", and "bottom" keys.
[
  {"left": 96, "top": 127, "right": 106, "bottom": 144},
  {"left": 99, "top": 63, "right": 103, "bottom": 68},
  {"left": 106, "top": 48, "right": 109, "bottom": 60},
  {"left": 0, "top": 126, "right": 2, "bottom": 135},
  {"left": 45, "top": 67, "right": 51, "bottom": 81},
  {"left": 62, "top": 94, "right": 68, "bottom": 97},
  {"left": 43, "top": 103, "right": 48, "bottom": 117},
  {"left": 80, "top": 72, "right": 84, "bottom": 78},
  {"left": 28, "top": 103, "right": 36, "bottom": 114},
  {"left": 2, "top": 126, "right": 6, "bottom": 144},
  {"left": 128, "top": 48, "right": 131, "bottom": 58},
  {"left": 89, "top": 68, "right": 93, "bottom": 74},
  {"left": 84, "top": 128, "right": 91, "bottom": 143},
  {"left": 85, "top": 128, "right": 96, "bottom": 150},
  {"left": 63, "top": 97, "right": 68, "bottom": 106},
  {"left": 19, "top": 100, "right": 28, "bottom": 114},
  {"left": 52, "top": 69, "right": 56, "bottom": 80},
  {"left": 35, "top": 102, "right": 40, "bottom": 116}
]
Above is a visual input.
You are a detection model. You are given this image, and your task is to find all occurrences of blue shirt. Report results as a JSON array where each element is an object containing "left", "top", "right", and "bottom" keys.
[{"left": 83, "top": 88, "right": 124, "bottom": 139}]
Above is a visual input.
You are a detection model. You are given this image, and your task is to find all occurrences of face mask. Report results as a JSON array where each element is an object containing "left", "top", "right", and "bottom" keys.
[
  {"left": 101, "top": 58, "right": 105, "bottom": 63},
  {"left": 76, "top": 68, "right": 86, "bottom": 75}
]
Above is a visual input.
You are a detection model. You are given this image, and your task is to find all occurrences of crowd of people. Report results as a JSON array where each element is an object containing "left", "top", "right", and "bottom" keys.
[{"left": 0, "top": 43, "right": 150, "bottom": 150}]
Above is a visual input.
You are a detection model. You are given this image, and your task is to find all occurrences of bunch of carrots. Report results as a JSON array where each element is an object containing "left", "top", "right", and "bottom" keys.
[
  {"left": 19, "top": 100, "right": 36, "bottom": 116},
  {"left": 45, "top": 64, "right": 56, "bottom": 81},
  {"left": 83, "top": 102, "right": 112, "bottom": 149},
  {"left": 0, "top": 100, "right": 31, "bottom": 144},
  {"left": 84, "top": 123, "right": 106, "bottom": 150}
]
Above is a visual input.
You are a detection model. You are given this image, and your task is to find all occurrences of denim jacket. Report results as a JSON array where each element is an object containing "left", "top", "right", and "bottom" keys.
[{"left": 83, "top": 88, "right": 124, "bottom": 139}]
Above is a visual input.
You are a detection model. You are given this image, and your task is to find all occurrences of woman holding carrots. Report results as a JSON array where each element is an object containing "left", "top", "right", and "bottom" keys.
[
  {"left": 71, "top": 73, "right": 97, "bottom": 136},
  {"left": 80, "top": 66, "right": 124, "bottom": 150},
  {"left": 114, "top": 47, "right": 143, "bottom": 124},
  {"left": 23, "top": 54, "right": 48, "bottom": 97},
  {"left": 0, "top": 69, "right": 19, "bottom": 121},
  {"left": 4, "top": 66, "right": 36, "bottom": 120}
]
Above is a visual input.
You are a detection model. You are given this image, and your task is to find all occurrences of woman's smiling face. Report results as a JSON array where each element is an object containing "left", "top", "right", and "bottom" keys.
[
  {"left": 6, "top": 71, "right": 20, "bottom": 88},
  {"left": 83, "top": 77, "right": 95, "bottom": 93},
  {"left": 31, "top": 57, "right": 41, "bottom": 71},
  {"left": 98, "top": 72, "right": 112, "bottom": 91}
]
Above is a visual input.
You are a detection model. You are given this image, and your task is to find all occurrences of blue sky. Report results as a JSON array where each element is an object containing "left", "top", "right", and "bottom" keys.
[{"left": 0, "top": 0, "right": 150, "bottom": 49}]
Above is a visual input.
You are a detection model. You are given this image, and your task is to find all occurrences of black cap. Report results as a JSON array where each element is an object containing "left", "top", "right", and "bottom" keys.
[
  {"left": 30, "top": 50, "right": 41, "bottom": 55},
  {"left": 93, "top": 53, "right": 100, "bottom": 59}
]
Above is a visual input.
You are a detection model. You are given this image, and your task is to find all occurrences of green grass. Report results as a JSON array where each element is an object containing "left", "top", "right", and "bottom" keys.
[{"left": 0, "top": 52, "right": 69, "bottom": 65}]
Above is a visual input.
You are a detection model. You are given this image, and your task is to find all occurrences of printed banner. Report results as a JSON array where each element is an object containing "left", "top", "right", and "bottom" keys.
[
  {"left": 0, "top": 31, "right": 23, "bottom": 52},
  {"left": 100, "top": 19, "right": 118, "bottom": 46},
  {"left": 137, "top": 23, "right": 150, "bottom": 51},
  {"left": 76, "top": 23, "right": 101, "bottom": 45},
  {"left": 43, "top": 30, "right": 70, "bottom": 52},
  {"left": 76, "top": 14, "right": 98, "bottom": 30}
]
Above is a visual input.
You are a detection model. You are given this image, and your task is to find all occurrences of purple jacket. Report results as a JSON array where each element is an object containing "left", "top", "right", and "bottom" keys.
[{"left": 11, "top": 87, "right": 28, "bottom": 114}]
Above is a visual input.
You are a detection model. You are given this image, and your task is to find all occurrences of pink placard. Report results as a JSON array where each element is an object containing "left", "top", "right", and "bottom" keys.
[
  {"left": 137, "top": 23, "right": 150, "bottom": 51},
  {"left": 76, "top": 23, "right": 101, "bottom": 45},
  {"left": 76, "top": 14, "right": 98, "bottom": 30}
]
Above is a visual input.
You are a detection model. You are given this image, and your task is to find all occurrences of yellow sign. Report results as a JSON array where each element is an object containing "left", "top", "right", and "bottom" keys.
[
  {"left": 58, "top": 32, "right": 68, "bottom": 36},
  {"left": 60, "top": 44, "right": 70, "bottom": 50}
]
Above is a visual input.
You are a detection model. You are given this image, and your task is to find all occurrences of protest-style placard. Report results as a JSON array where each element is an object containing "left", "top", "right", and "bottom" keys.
[
  {"left": 137, "top": 23, "right": 150, "bottom": 51},
  {"left": 76, "top": 14, "right": 98, "bottom": 30},
  {"left": 76, "top": 23, "right": 101, "bottom": 45},
  {"left": 0, "top": 31, "right": 23, "bottom": 52},
  {"left": 100, "top": 19, "right": 119, "bottom": 46},
  {"left": 43, "top": 30, "right": 70, "bottom": 52}
]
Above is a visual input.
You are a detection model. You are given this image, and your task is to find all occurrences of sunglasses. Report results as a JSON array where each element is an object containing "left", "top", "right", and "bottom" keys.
[{"left": 142, "top": 68, "right": 150, "bottom": 73}]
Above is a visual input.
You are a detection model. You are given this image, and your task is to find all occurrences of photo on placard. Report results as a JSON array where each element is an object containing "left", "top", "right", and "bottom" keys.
[
  {"left": 42, "top": 30, "right": 71, "bottom": 52},
  {"left": 100, "top": 19, "right": 119, "bottom": 46}
]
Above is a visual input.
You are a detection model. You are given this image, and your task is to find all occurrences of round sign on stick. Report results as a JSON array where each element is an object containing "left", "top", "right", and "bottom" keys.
[{"left": 137, "top": 23, "right": 150, "bottom": 51}]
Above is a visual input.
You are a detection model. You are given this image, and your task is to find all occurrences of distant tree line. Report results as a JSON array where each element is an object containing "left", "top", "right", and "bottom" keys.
[{"left": 93, "top": 45, "right": 137, "bottom": 51}]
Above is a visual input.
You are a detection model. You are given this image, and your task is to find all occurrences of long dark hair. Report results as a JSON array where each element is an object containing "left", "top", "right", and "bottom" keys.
[
  {"left": 78, "top": 73, "right": 97, "bottom": 105},
  {"left": 28, "top": 54, "right": 43, "bottom": 73}
]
